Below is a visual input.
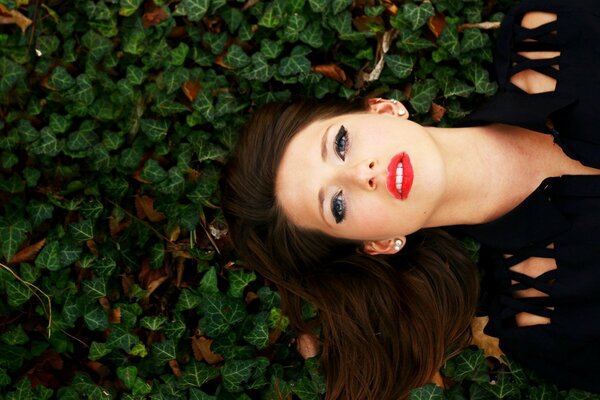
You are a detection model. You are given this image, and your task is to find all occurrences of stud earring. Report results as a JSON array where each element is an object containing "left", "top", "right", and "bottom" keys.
[
  {"left": 398, "top": 108, "right": 406, "bottom": 116},
  {"left": 394, "top": 239, "right": 403, "bottom": 251}
]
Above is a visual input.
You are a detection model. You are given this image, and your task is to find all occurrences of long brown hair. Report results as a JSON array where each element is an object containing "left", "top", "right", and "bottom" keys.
[{"left": 221, "top": 99, "right": 479, "bottom": 399}]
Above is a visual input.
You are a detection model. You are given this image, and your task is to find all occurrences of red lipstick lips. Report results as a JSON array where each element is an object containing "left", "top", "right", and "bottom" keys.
[{"left": 386, "top": 152, "right": 414, "bottom": 200}]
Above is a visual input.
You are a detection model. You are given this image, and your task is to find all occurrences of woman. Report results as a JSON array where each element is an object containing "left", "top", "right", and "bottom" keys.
[{"left": 222, "top": 0, "right": 600, "bottom": 397}]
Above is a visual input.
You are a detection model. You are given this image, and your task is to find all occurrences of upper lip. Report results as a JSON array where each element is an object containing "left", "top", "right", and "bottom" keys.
[{"left": 386, "top": 152, "right": 413, "bottom": 200}]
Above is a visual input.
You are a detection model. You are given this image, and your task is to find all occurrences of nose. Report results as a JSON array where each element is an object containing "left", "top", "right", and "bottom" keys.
[{"left": 345, "top": 160, "right": 378, "bottom": 191}]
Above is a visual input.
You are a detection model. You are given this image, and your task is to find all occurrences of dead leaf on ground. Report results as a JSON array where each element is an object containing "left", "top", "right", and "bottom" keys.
[
  {"left": 9, "top": 239, "right": 46, "bottom": 265},
  {"left": 353, "top": 15, "right": 384, "bottom": 32},
  {"left": 142, "top": 3, "right": 168, "bottom": 28},
  {"left": 182, "top": 80, "right": 201, "bottom": 102},
  {"left": 168, "top": 359, "right": 182, "bottom": 378},
  {"left": 430, "top": 102, "right": 446, "bottom": 123},
  {"left": 109, "top": 307, "right": 121, "bottom": 324},
  {"left": 431, "top": 371, "right": 446, "bottom": 388},
  {"left": 134, "top": 195, "right": 166, "bottom": 222},
  {"left": 382, "top": 0, "right": 398, "bottom": 15},
  {"left": 428, "top": 13, "right": 447, "bottom": 38},
  {"left": 471, "top": 316, "right": 505, "bottom": 361},
  {"left": 191, "top": 335, "right": 224, "bottom": 364},
  {"left": 0, "top": 4, "right": 32, "bottom": 33},
  {"left": 312, "top": 64, "right": 348, "bottom": 84},
  {"left": 359, "top": 29, "right": 398, "bottom": 85}
]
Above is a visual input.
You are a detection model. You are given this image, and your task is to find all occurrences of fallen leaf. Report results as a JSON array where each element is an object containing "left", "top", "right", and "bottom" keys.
[
  {"left": 142, "top": 4, "right": 168, "bottom": 28},
  {"left": 471, "top": 316, "right": 505, "bottom": 361},
  {"left": 430, "top": 102, "right": 446, "bottom": 123},
  {"left": 109, "top": 307, "right": 121, "bottom": 324},
  {"left": 428, "top": 13, "right": 447, "bottom": 38},
  {"left": 191, "top": 335, "right": 223, "bottom": 364},
  {"left": 459, "top": 21, "right": 502, "bottom": 32},
  {"left": 431, "top": 371, "right": 446, "bottom": 388},
  {"left": 85, "top": 240, "right": 98, "bottom": 256},
  {"left": 312, "top": 64, "right": 348, "bottom": 84},
  {"left": 9, "top": 239, "right": 46, "bottom": 265},
  {"left": 134, "top": 195, "right": 166, "bottom": 222},
  {"left": 359, "top": 29, "right": 398, "bottom": 84},
  {"left": 215, "top": 54, "right": 234, "bottom": 70},
  {"left": 85, "top": 361, "right": 111, "bottom": 378},
  {"left": 99, "top": 297, "right": 111, "bottom": 313},
  {"left": 168, "top": 359, "right": 181, "bottom": 377},
  {"left": 182, "top": 80, "right": 201, "bottom": 102},
  {"left": 245, "top": 291, "right": 258, "bottom": 304},
  {"left": 382, "top": 0, "right": 398, "bottom": 15},
  {"left": 0, "top": 4, "right": 32, "bottom": 33},
  {"left": 352, "top": 15, "right": 384, "bottom": 32},
  {"left": 296, "top": 334, "right": 319, "bottom": 359}
]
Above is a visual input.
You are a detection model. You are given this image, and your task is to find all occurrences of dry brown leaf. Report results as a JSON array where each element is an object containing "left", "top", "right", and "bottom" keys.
[
  {"left": 121, "top": 273, "right": 135, "bottom": 296},
  {"left": 85, "top": 361, "right": 111, "bottom": 378},
  {"left": 99, "top": 297, "right": 111, "bottom": 313},
  {"left": 167, "top": 225, "right": 181, "bottom": 242},
  {"left": 382, "top": 0, "right": 398, "bottom": 15},
  {"left": 214, "top": 54, "right": 234, "bottom": 70},
  {"left": 132, "top": 167, "right": 152, "bottom": 184},
  {"left": 142, "top": 4, "right": 168, "bottom": 28},
  {"left": 430, "top": 102, "right": 446, "bottom": 123},
  {"left": 85, "top": 239, "right": 99, "bottom": 256},
  {"left": 145, "top": 276, "right": 168, "bottom": 298},
  {"left": 459, "top": 21, "right": 502, "bottom": 32},
  {"left": 9, "top": 239, "right": 46, "bottom": 265},
  {"left": 182, "top": 80, "right": 201, "bottom": 102},
  {"left": 245, "top": 291, "right": 258, "bottom": 304},
  {"left": 360, "top": 29, "right": 398, "bottom": 84},
  {"left": 134, "top": 195, "right": 166, "bottom": 222},
  {"left": 168, "top": 359, "right": 181, "bottom": 377},
  {"left": 109, "top": 307, "right": 122, "bottom": 324},
  {"left": 194, "top": 336, "right": 223, "bottom": 365},
  {"left": 108, "top": 216, "right": 130, "bottom": 238},
  {"left": 428, "top": 13, "right": 447, "bottom": 38},
  {"left": 352, "top": 15, "right": 384, "bottom": 32},
  {"left": 296, "top": 334, "right": 319, "bottom": 360},
  {"left": 431, "top": 371, "right": 446, "bottom": 388},
  {"left": 471, "top": 316, "right": 505, "bottom": 361},
  {"left": 312, "top": 64, "right": 347, "bottom": 84},
  {"left": 0, "top": 4, "right": 32, "bottom": 33}
]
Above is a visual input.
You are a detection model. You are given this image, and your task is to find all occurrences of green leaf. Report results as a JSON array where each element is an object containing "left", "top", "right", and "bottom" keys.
[
  {"left": 241, "top": 53, "right": 271, "bottom": 82},
  {"left": 442, "top": 348, "right": 487, "bottom": 381},
  {"left": 6, "top": 279, "right": 34, "bottom": 307},
  {"left": 48, "top": 67, "right": 76, "bottom": 90},
  {"left": 332, "top": 0, "right": 352, "bottom": 14},
  {"left": 402, "top": 2, "right": 435, "bottom": 31},
  {"left": 0, "top": 57, "right": 26, "bottom": 94},
  {"left": 49, "top": 114, "right": 71, "bottom": 134},
  {"left": 152, "top": 339, "right": 177, "bottom": 363},
  {"left": 291, "top": 377, "right": 320, "bottom": 400},
  {"left": 0, "top": 218, "right": 30, "bottom": 261},
  {"left": 385, "top": 54, "right": 416, "bottom": 80},
  {"left": 199, "top": 293, "right": 245, "bottom": 336},
  {"left": 176, "top": 288, "right": 202, "bottom": 311},
  {"left": 82, "top": 277, "right": 107, "bottom": 300},
  {"left": 88, "top": 341, "right": 111, "bottom": 360},
  {"left": 177, "top": 0, "right": 210, "bottom": 21},
  {"left": 299, "top": 22, "right": 324, "bottom": 48},
  {"left": 243, "top": 318, "right": 269, "bottom": 349},
  {"left": 149, "top": 242, "right": 165, "bottom": 269},
  {"left": 107, "top": 325, "right": 139, "bottom": 352},
  {"left": 278, "top": 54, "right": 311, "bottom": 77},
  {"left": 84, "top": 306, "right": 109, "bottom": 331},
  {"left": 462, "top": 28, "right": 487, "bottom": 52},
  {"left": 119, "top": 0, "right": 143, "bottom": 16},
  {"left": 156, "top": 167, "right": 185, "bottom": 195},
  {"left": 140, "top": 119, "right": 170, "bottom": 142},
  {"left": 227, "top": 269, "right": 256, "bottom": 298},
  {"left": 200, "top": 266, "right": 219, "bottom": 295},
  {"left": 117, "top": 366, "right": 138, "bottom": 388},
  {"left": 223, "top": 44, "right": 251, "bottom": 69},
  {"left": 259, "top": 3, "right": 283, "bottom": 29},
  {"left": 180, "top": 361, "right": 220, "bottom": 388},
  {"left": 140, "top": 159, "right": 168, "bottom": 183},
  {"left": 308, "top": 0, "right": 327, "bottom": 13},
  {"left": 409, "top": 79, "right": 439, "bottom": 114},
  {"left": 260, "top": 39, "right": 283, "bottom": 59},
  {"left": 33, "top": 240, "right": 59, "bottom": 271},
  {"left": 221, "top": 359, "right": 254, "bottom": 392},
  {"left": 67, "top": 129, "right": 99, "bottom": 152},
  {"left": 0, "top": 324, "right": 28, "bottom": 346},
  {"left": 140, "top": 315, "right": 168, "bottom": 331},
  {"left": 465, "top": 64, "right": 498, "bottom": 95},
  {"left": 397, "top": 30, "right": 434, "bottom": 53},
  {"left": 410, "top": 384, "right": 445, "bottom": 400},
  {"left": 162, "top": 67, "right": 189, "bottom": 95},
  {"left": 441, "top": 78, "right": 474, "bottom": 98},
  {"left": 482, "top": 374, "right": 520, "bottom": 399},
  {"left": 126, "top": 65, "right": 145, "bottom": 85},
  {"left": 438, "top": 24, "right": 460, "bottom": 57},
  {"left": 69, "top": 220, "right": 94, "bottom": 241}
]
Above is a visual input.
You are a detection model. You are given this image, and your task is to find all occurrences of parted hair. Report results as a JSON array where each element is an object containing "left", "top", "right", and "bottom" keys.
[{"left": 220, "top": 99, "right": 479, "bottom": 399}]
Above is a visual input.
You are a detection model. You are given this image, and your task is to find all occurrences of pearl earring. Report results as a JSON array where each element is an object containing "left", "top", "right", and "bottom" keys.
[
  {"left": 394, "top": 239, "right": 403, "bottom": 251},
  {"left": 398, "top": 108, "right": 406, "bottom": 116}
]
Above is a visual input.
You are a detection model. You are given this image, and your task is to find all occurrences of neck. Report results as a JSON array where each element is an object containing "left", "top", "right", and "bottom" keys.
[{"left": 424, "top": 124, "right": 562, "bottom": 226}]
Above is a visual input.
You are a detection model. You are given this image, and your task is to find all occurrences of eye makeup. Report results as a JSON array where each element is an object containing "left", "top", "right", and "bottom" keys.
[
  {"left": 334, "top": 125, "right": 348, "bottom": 161},
  {"left": 331, "top": 190, "right": 346, "bottom": 224}
]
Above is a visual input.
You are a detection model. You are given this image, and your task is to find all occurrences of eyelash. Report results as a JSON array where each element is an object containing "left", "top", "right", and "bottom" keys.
[
  {"left": 334, "top": 125, "right": 348, "bottom": 161},
  {"left": 331, "top": 125, "right": 348, "bottom": 223},
  {"left": 331, "top": 190, "right": 345, "bottom": 224}
]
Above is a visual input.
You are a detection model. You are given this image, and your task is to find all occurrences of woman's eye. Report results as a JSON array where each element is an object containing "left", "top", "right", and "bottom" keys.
[
  {"left": 334, "top": 125, "right": 348, "bottom": 161},
  {"left": 331, "top": 190, "right": 346, "bottom": 224}
]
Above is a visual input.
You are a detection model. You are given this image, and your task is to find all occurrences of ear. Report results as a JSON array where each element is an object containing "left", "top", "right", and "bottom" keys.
[
  {"left": 362, "top": 237, "right": 407, "bottom": 255},
  {"left": 366, "top": 98, "right": 409, "bottom": 119}
]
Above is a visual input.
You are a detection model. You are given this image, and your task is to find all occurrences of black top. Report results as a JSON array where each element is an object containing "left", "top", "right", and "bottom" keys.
[{"left": 458, "top": 0, "right": 600, "bottom": 392}]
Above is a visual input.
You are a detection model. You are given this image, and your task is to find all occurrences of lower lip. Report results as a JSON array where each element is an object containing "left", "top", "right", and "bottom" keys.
[{"left": 386, "top": 152, "right": 414, "bottom": 200}]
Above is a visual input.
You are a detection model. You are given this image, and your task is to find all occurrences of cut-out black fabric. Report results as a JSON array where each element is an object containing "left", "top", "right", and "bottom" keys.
[{"left": 458, "top": 0, "right": 600, "bottom": 392}]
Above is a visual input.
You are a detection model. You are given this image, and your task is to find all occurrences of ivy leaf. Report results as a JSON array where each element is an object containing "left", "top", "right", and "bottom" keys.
[
  {"left": 221, "top": 7, "right": 244, "bottom": 33},
  {"left": 140, "top": 119, "right": 170, "bottom": 142},
  {"left": 300, "top": 22, "right": 324, "bottom": 48},
  {"left": 152, "top": 339, "right": 177, "bottom": 363},
  {"left": 89, "top": 342, "right": 111, "bottom": 361},
  {"left": 162, "top": 67, "right": 189, "bottom": 95},
  {"left": 308, "top": 0, "right": 327, "bottom": 13},
  {"left": 180, "top": 361, "right": 220, "bottom": 388},
  {"left": 176, "top": 288, "right": 202, "bottom": 311},
  {"left": 409, "top": 79, "right": 439, "bottom": 114},
  {"left": 278, "top": 54, "right": 311, "bottom": 77},
  {"left": 241, "top": 53, "right": 271, "bottom": 82},
  {"left": 199, "top": 266, "right": 219, "bottom": 295},
  {"left": 34, "top": 240, "right": 60, "bottom": 271},
  {"left": 6, "top": 280, "right": 34, "bottom": 307},
  {"left": 385, "top": 54, "right": 416, "bottom": 80},
  {"left": 331, "top": 0, "right": 352, "bottom": 14},
  {"left": 482, "top": 374, "right": 520, "bottom": 399},
  {"left": 291, "top": 377, "right": 321, "bottom": 400},
  {"left": 0, "top": 58, "right": 26, "bottom": 94},
  {"left": 156, "top": 167, "right": 185, "bottom": 195},
  {"left": 0, "top": 325, "right": 29, "bottom": 346},
  {"left": 227, "top": 269, "right": 256, "bottom": 298},
  {"left": 223, "top": 45, "right": 251, "bottom": 69},
  {"left": 402, "top": 2, "right": 435, "bottom": 31},
  {"left": 465, "top": 64, "right": 498, "bottom": 95},
  {"left": 462, "top": 28, "right": 487, "bottom": 52},
  {"left": 410, "top": 384, "right": 445, "bottom": 400},
  {"left": 48, "top": 67, "right": 76, "bottom": 90},
  {"left": 107, "top": 325, "right": 139, "bottom": 352},
  {"left": 441, "top": 78, "right": 474, "bottom": 98},
  {"left": 0, "top": 218, "right": 30, "bottom": 261},
  {"left": 221, "top": 360, "right": 255, "bottom": 392},
  {"left": 438, "top": 24, "right": 460, "bottom": 57},
  {"left": 243, "top": 319, "right": 269, "bottom": 349},
  {"left": 119, "top": 0, "right": 143, "bottom": 17},
  {"left": 140, "top": 159, "right": 168, "bottom": 183},
  {"left": 199, "top": 294, "right": 246, "bottom": 336},
  {"left": 140, "top": 315, "right": 168, "bottom": 331},
  {"left": 116, "top": 366, "right": 137, "bottom": 388},
  {"left": 260, "top": 39, "right": 282, "bottom": 59},
  {"left": 49, "top": 114, "right": 71, "bottom": 134},
  {"left": 442, "top": 348, "right": 487, "bottom": 382},
  {"left": 177, "top": 0, "right": 210, "bottom": 21},
  {"left": 69, "top": 220, "right": 94, "bottom": 241},
  {"left": 259, "top": 3, "right": 283, "bottom": 29},
  {"left": 84, "top": 306, "right": 109, "bottom": 331},
  {"left": 82, "top": 277, "right": 107, "bottom": 300}
]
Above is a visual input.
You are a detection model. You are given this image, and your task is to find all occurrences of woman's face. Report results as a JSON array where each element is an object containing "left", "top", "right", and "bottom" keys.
[{"left": 275, "top": 102, "right": 447, "bottom": 245}]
